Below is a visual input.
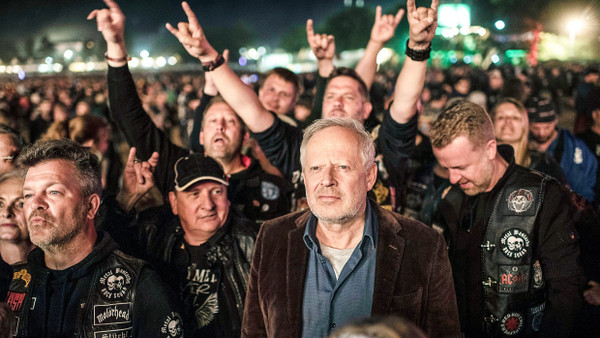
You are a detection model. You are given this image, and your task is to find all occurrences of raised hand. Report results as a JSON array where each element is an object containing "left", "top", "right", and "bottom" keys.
[
  {"left": 87, "top": 0, "right": 125, "bottom": 44},
  {"left": 165, "top": 1, "right": 218, "bottom": 62},
  {"left": 370, "top": 6, "right": 405, "bottom": 44},
  {"left": 306, "top": 19, "right": 335, "bottom": 61},
  {"left": 118, "top": 147, "right": 159, "bottom": 211},
  {"left": 406, "top": 0, "right": 438, "bottom": 48}
]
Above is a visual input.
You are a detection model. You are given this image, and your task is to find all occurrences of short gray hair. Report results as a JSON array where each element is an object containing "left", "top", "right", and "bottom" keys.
[
  {"left": 300, "top": 118, "right": 375, "bottom": 171},
  {"left": 17, "top": 139, "right": 102, "bottom": 199}
]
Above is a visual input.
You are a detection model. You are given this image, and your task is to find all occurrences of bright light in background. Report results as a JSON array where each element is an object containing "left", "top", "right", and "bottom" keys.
[
  {"left": 141, "top": 57, "right": 154, "bottom": 68},
  {"left": 239, "top": 57, "right": 248, "bottom": 66},
  {"left": 463, "top": 55, "right": 473, "bottom": 64},
  {"left": 491, "top": 54, "right": 500, "bottom": 64},
  {"left": 156, "top": 56, "right": 167, "bottom": 68},
  {"left": 376, "top": 48, "right": 393, "bottom": 65},
  {"left": 495, "top": 20, "right": 505, "bottom": 30},
  {"left": 17, "top": 70, "right": 25, "bottom": 80},
  {"left": 167, "top": 56, "right": 177, "bottom": 65},
  {"left": 64, "top": 49, "right": 74, "bottom": 60},
  {"left": 53, "top": 64, "right": 63, "bottom": 72},
  {"left": 567, "top": 19, "right": 584, "bottom": 35},
  {"left": 140, "top": 49, "right": 150, "bottom": 58},
  {"left": 45, "top": 57, "right": 53, "bottom": 64},
  {"left": 257, "top": 46, "right": 266, "bottom": 56},
  {"left": 438, "top": 4, "right": 471, "bottom": 29},
  {"left": 247, "top": 48, "right": 259, "bottom": 60},
  {"left": 129, "top": 58, "right": 140, "bottom": 68}
]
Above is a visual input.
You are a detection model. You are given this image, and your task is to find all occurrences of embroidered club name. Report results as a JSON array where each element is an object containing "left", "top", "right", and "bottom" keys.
[
  {"left": 99, "top": 268, "right": 132, "bottom": 300},
  {"left": 94, "top": 303, "right": 132, "bottom": 325}
]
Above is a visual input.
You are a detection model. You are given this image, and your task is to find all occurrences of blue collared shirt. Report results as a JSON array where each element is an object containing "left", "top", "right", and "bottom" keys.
[{"left": 301, "top": 200, "right": 378, "bottom": 337}]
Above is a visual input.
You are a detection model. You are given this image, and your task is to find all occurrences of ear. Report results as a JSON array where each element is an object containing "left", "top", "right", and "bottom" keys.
[
  {"left": 86, "top": 194, "right": 101, "bottom": 220},
  {"left": 243, "top": 130, "right": 249, "bottom": 144},
  {"left": 361, "top": 101, "right": 373, "bottom": 121},
  {"left": 366, "top": 163, "right": 378, "bottom": 191},
  {"left": 485, "top": 139, "right": 497, "bottom": 160},
  {"left": 168, "top": 191, "right": 179, "bottom": 215},
  {"left": 199, "top": 131, "right": 205, "bottom": 146}
]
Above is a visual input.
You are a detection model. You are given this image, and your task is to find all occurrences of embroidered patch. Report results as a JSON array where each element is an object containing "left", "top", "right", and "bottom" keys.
[
  {"left": 532, "top": 260, "right": 544, "bottom": 289},
  {"left": 98, "top": 267, "right": 132, "bottom": 301},
  {"left": 13, "top": 268, "right": 31, "bottom": 288},
  {"left": 500, "top": 229, "right": 531, "bottom": 259},
  {"left": 93, "top": 327, "right": 131, "bottom": 338},
  {"left": 6, "top": 291, "right": 26, "bottom": 312},
  {"left": 530, "top": 303, "right": 545, "bottom": 331},
  {"left": 93, "top": 302, "right": 132, "bottom": 326},
  {"left": 261, "top": 181, "right": 280, "bottom": 200},
  {"left": 574, "top": 147, "right": 583, "bottom": 164},
  {"left": 500, "top": 312, "right": 524, "bottom": 335},
  {"left": 507, "top": 189, "right": 534, "bottom": 213},
  {"left": 161, "top": 312, "right": 184, "bottom": 337},
  {"left": 498, "top": 265, "right": 530, "bottom": 293}
]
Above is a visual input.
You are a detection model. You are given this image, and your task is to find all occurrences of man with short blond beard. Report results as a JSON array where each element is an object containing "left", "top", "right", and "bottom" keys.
[{"left": 430, "top": 101, "right": 584, "bottom": 337}]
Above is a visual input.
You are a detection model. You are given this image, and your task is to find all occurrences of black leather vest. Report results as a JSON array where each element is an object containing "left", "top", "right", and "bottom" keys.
[
  {"left": 481, "top": 167, "right": 549, "bottom": 337},
  {"left": 7, "top": 250, "right": 144, "bottom": 337}
]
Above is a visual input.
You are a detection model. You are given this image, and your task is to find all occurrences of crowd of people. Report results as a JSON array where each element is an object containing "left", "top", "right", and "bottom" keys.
[{"left": 0, "top": 0, "right": 599, "bottom": 336}]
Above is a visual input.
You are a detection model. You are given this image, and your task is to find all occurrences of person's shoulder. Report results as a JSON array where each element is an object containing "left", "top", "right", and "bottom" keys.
[
  {"left": 259, "top": 209, "right": 309, "bottom": 236},
  {"left": 377, "top": 206, "right": 442, "bottom": 242}
]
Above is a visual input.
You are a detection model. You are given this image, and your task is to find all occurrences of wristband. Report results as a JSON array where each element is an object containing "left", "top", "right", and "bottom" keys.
[
  {"left": 405, "top": 39, "right": 431, "bottom": 61},
  {"left": 202, "top": 54, "right": 225, "bottom": 72},
  {"left": 104, "top": 53, "right": 132, "bottom": 63}
]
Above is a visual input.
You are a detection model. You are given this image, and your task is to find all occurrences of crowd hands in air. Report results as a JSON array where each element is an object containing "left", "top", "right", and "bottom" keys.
[{"left": 0, "top": 0, "right": 599, "bottom": 336}]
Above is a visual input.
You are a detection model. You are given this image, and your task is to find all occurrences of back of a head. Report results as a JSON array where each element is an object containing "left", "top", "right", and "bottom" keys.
[
  {"left": 328, "top": 316, "right": 428, "bottom": 338},
  {"left": 430, "top": 101, "right": 494, "bottom": 149},
  {"left": 68, "top": 115, "right": 109, "bottom": 145},
  {"left": 17, "top": 139, "right": 102, "bottom": 198}
]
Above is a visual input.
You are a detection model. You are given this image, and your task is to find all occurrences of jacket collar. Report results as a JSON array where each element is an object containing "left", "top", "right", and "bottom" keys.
[{"left": 284, "top": 200, "right": 406, "bottom": 320}]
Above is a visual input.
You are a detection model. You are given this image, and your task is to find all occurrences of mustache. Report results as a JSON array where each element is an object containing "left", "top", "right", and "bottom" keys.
[{"left": 28, "top": 210, "right": 56, "bottom": 224}]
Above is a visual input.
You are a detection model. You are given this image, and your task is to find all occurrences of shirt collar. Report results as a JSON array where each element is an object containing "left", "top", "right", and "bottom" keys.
[{"left": 303, "top": 200, "right": 377, "bottom": 252}]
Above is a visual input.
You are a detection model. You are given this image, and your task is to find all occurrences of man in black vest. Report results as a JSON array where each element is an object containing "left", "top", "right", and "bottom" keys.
[
  {"left": 6, "top": 139, "right": 182, "bottom": 337},
  {"left": 430, "top": 101, "right": 585, "bottom": 337}
]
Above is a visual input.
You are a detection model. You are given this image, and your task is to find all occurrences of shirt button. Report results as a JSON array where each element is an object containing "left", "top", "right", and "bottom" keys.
[
  {"left": 330, "top": 323, "right": 336, "bottom": 329},
  {"left": 320, "top": 259, "right": 326, "bottom": 264}
]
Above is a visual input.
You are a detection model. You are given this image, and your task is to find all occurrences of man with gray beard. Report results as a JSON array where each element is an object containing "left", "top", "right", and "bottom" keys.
[{"left": 5, "top": 139, "right": 182, "bottom": 337}]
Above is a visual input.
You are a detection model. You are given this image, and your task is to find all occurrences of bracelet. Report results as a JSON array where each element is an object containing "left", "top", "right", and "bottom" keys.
[
  {"left": 202, "top": 54, "right": 225, "bottom": 72},
  {"left": 105, "top": 53, "right": 132, "bottom": 62},
  {"left": 405, "top": 39, "right": 431, "bottom": 61}
]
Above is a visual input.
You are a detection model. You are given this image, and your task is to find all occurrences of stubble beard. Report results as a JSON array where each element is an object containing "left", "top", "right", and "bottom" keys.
[{"left": 28, "top": 204, "right": 87, "bottom": 254}]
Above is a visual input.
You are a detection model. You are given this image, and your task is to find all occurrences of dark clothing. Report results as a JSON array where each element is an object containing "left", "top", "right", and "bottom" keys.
[
  {"left": 577, "top": 128, "right": 600, "bottom": 208},
  {"left": 437, "top": 145, "right": 585, "bottom": 337},
  {"left": 251, "top": 109, "right": 417, "bottom": 211},
  {"left": 0, "top": 257, "right": 11, "bottom": 302},
  {"left": 241, "top": 201, "right": 461, "bottom": 338},
  {"left": 528, "top": 149, "right": 568, "bottom": 185},
  {"left": 107, "top": 65, "right": 292, "bottom": 223},
  {"left": 100, "top": 196, "right": 258, "bottom": 337},
  {"left": 6, "top": 232, "right": 182, "bottom": 337}
]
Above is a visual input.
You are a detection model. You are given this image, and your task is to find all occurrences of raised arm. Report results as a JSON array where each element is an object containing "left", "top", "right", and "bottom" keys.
[
  {"left": 355, "top": 6, "right": 404, "bottom": 90},
  {"left": 166, "top": 2, "right": 274, "bottom": 133},
  {"left": 389, "top": 0, "right": 438, "bottom": 124},
  {"left": 87, "top": 0, "right": 128, "bottom": 67},
  {"left": 116, "top": 147, "right": 159, "bottom": 212},
  {"left": 306, "top": 19, "right": 336, "bottom": 78}
]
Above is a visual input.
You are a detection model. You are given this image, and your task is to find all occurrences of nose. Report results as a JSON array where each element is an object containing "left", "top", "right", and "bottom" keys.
[
  {"left": 200, "top": 192, "right": 216, "bottom": 210},
  {"left": 448, "top": 170, "right": 461, "bottom": 185},
  {"left": 320, "top": 166, "right": 336, "bottom": 187},
  {"left": 30, "top": 193, "right": 48, "bottom": 211},
  {"left": 0, "top": 206, "right": 13, "bottom": 218}
]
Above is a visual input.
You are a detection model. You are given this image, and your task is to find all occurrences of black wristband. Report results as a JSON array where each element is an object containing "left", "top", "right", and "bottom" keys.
[
  {"left": 405, "top": 39, "right": 431, "bottom": 61},
  {"left": 202, "top": 54, "right": 225, "bottom": 72}
]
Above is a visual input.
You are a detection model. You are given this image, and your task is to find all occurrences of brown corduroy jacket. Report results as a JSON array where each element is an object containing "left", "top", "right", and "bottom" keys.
[{"left": 241, "top": 201, "right": 461, "bottom": 338}]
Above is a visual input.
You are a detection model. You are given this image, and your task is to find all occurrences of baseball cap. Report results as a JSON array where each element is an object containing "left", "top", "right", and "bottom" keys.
[
  {"left": 173, "top": 154, "right": 229, "bottom": 191},
  {"left": 526, "top": 97, "right": 557, "bottom": 123}
]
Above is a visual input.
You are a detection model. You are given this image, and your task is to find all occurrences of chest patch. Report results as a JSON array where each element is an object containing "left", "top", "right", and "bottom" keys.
[
  {"left": 498, "top": 265, "right": 530, "bottom": 293},
  {"left": 500, "top": 312, "right": 524, "bottom": 335},
  {"left": 160, "top": 312, "right": 184, "bottom": 337},
  {"left": 261, "top": 181, "right": 280, "bottom": 200},
  {"left": 507, "top": 189, "right": 534, "bottom": 214},
  {"left": 500, "top": 229, "right": 531, "bottom": 259},
  {"left": 98, "top": 267, "right": 133, "bottom": 301},
  {"left": 93, "top": 327, "right": 131, "bottom": 338},
  {"left": 93, "top": 302, "right": 132, "bottom": 326}
]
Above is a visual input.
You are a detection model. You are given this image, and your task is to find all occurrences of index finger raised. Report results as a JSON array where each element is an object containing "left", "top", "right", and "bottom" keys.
[
  {"left": 306, "top": 19, "right": 315, "bottom": 38},
  {"left": 430, "top": 0, "right": 439, "bottom": 12},
  {"left": 103, "top": 0, "right": 124, "bottom": 15},
  {"left": 126, "top": 147, "right": 137, "bottom": 167}
]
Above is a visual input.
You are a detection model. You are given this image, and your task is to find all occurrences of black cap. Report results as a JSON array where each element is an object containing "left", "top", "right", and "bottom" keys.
[
  {"left": 173, "top": 154, "right": 228, "bottom": 191},
  {"left": 526, "top": 97, "right": 557, "bottom": 123}
]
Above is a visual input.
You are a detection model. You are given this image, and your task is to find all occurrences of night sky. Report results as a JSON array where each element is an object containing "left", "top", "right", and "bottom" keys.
[{"left": 0, "top": 0, "right": 596, "bottom": 58}]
